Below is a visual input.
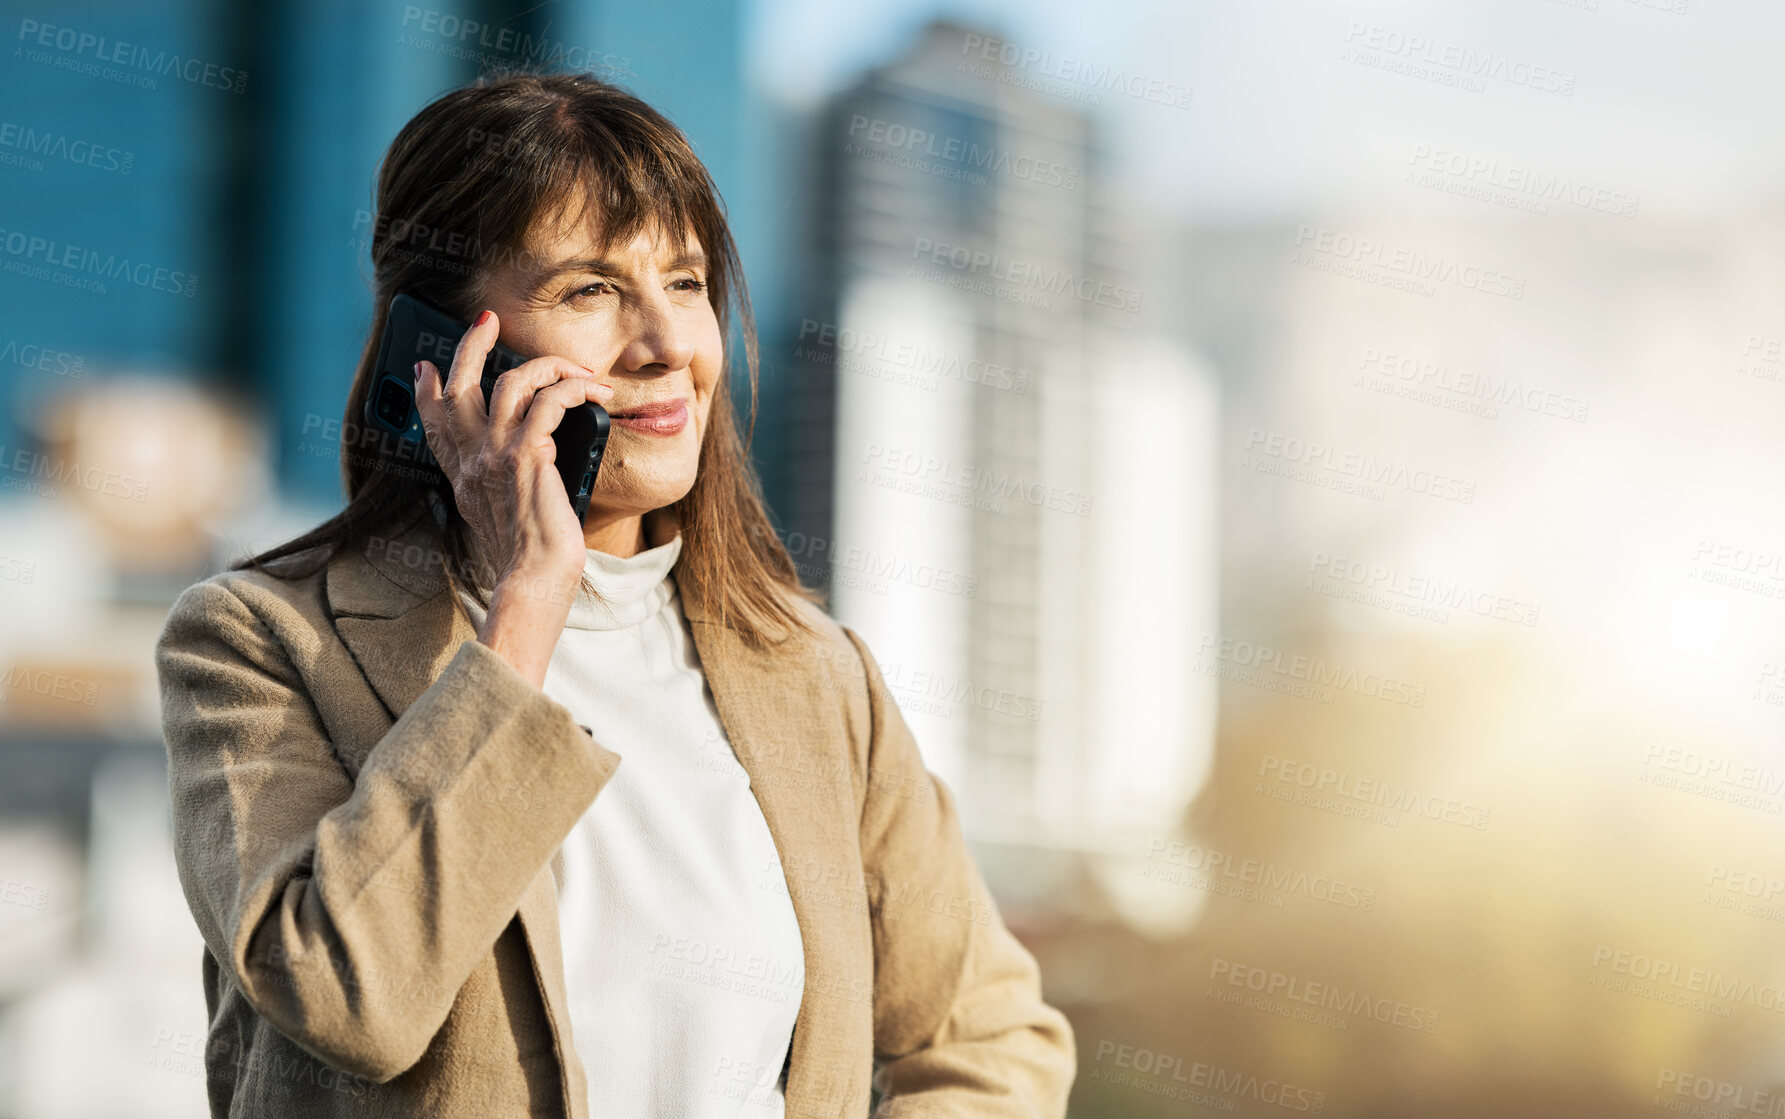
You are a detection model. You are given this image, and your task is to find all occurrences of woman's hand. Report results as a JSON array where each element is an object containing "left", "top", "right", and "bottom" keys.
[{"left": 413, "top": 308, "right": 615, "bottom": 687}]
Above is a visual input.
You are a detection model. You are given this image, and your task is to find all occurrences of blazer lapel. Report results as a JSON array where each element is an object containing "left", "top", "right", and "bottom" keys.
[
  {"left": 331, "top": 595, "right": 475, "bottom": 766},
  {"left": 323, "top": 504, "right": 473, "bottom": 763}
]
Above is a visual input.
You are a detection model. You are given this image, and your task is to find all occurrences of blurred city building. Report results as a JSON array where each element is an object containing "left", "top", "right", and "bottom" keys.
[{"left": 769, "top": 21, "right": 1218, "bottom": 911}]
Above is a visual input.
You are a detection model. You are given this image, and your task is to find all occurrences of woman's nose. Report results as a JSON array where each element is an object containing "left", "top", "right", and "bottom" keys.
[{"left": 619, "top": 291, "right": 696, "bottom": 374}]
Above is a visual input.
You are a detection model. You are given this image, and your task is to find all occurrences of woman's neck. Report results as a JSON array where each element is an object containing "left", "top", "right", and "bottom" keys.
[
  {"left": 580, "top": 506, "right": 676, "bottom": 559},
  {"left": 583, "top": 515, "right": 646, "bottom": 559}
]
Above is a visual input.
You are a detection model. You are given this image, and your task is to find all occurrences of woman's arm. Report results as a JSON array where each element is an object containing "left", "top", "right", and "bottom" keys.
[
  {"left": 155, "top": 573, "right": 619, "bottom": 1083},
  {"left": 842, "top": 627, "right": 1077, "bottom": 1118}
]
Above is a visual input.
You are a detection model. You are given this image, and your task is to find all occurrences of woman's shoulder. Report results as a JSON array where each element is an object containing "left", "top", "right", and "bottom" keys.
[
  {"left": 163, "top": 502, "right": 441, "bottom": 649},
  {"left": 684, "top": 568, "right": 872, "bottom": 682},
  {"left": 157, "top": 545, "right": 342, "bottom": 663},
  {"left": 759, "top": 584, "right": 891, "bottom": 702}
]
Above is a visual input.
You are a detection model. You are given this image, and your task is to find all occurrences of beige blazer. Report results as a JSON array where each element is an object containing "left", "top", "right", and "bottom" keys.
[{"left": 153, "top": 502, "right": 1075, "bottom": 1117}]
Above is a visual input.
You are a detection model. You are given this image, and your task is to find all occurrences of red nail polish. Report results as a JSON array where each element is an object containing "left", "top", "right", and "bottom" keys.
[{"left": 474, "top": 310, "right": 492, "bottom": 327}]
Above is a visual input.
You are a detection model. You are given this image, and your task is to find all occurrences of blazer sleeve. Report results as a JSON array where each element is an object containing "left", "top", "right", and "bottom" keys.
[
  {"left": 153, "top": 575, "right": 619, "bottom": 1083},
  {"left": 841, "top": 626, "right": 1076, "bottom": 1118}
]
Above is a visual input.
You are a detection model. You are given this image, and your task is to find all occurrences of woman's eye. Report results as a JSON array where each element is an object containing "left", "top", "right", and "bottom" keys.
[
  {"left": 675, "top": 278, "right": 707, "bottom": 292},
  {"left": 570, "top": 281, "right": 611, "bottom": 300}
]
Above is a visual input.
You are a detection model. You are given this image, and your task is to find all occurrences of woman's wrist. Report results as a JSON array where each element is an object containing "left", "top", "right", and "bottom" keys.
[{"left": 477, "top": 568, "right": 577, "bottom": 690}]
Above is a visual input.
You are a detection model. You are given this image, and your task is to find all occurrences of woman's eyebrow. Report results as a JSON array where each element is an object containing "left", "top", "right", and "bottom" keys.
[{"left": 534, "top": 249, "right": 708, "bottom": 283}]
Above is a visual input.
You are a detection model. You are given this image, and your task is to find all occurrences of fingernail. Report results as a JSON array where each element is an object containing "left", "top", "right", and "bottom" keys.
[
  {"left": 413, "top": 360, "right": 426, "bottom": 379},
  {"left": 474, "top": 310, "right": 492, "bottom": 327}
]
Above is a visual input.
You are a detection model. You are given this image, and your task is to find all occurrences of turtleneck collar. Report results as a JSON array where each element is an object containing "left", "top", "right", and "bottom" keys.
[
  {"left": 456, "top": 506, "right": 684, "bottom": 632},
  {"left": 567, "top": 518, "right": 682, "bottom": 631}
]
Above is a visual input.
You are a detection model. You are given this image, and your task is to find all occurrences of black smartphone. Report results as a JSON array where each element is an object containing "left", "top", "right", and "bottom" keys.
[{"left": 364, "top": 292, "right": 610, "bottom": 521}]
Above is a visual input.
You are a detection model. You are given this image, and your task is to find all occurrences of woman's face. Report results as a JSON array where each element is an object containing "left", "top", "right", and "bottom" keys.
[{"left": 479, "top": 205, "right": 722, "bottom": 523}]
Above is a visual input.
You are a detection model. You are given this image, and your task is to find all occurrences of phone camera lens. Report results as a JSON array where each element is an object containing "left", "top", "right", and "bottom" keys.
[{"left": 374, "top": 378, "right": 413, "bottom": 428}]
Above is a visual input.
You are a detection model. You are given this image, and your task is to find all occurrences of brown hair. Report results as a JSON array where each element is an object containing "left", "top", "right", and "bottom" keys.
[{"left": 233, "top": 68, "right": 821, "bottom": 647}]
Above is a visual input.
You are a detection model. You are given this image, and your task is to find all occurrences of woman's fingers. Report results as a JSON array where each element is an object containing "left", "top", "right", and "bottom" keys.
[
  {"left": 413, "top": 359, "right": 456, "bottom": 473},
  {"left": 439, "top": 308, "right": 499, "bottom": 448},
  {"left": 486, "top": 356, "right": 615, "bottom": 436},
  {"left": 515, "top": 375, "right": 612, "bottom": 447}
]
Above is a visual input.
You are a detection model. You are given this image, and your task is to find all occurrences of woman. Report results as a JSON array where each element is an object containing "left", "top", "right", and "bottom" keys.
[{"left": 153, "top": 69, "right": 1075, "bottom": 1118}]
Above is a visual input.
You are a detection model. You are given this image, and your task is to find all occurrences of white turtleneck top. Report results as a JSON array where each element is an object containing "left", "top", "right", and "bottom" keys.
[{"left": 455, "top": 520, "right": 805, "bottom": 1118}]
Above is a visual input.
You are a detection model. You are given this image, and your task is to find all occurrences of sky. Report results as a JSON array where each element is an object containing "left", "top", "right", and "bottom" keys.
[{"left": 746, "top": 0, "right": 1785, "bottom": 223}]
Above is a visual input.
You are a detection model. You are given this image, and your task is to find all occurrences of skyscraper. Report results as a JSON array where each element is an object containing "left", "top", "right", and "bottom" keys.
[{"left": 782, "top": 20, "right": 1217, "bottom": 880}]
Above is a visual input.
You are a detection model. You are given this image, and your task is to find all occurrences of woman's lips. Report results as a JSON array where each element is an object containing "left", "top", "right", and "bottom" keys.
[{"left": 608, "top": 401, "right": 688, "bottom": 436}]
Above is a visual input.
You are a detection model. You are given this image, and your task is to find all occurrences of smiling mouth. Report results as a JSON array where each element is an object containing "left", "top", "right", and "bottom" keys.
[
  {"left": 608, "top": 397, "right": 686, "bottom": 419},
  {"left": 608, "top": 399, "right": 688, "bottom": 435}
]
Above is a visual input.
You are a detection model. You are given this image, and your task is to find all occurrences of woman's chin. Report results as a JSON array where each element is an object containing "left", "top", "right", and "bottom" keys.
[{"left": 584, "top": 478, "right": 696, "bottom": 521}]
